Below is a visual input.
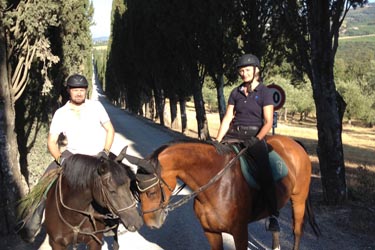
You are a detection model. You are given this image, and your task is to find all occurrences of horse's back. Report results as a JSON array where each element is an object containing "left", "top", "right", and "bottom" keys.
[{"left": 266, "top": 135, "right": 312, "bottom": 195}]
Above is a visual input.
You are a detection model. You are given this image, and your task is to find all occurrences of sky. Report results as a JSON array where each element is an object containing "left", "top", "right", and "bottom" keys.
[
  {"left": 90, "top": 0, "right": 375, "bottom": 38},
  {"left": 90, "top": 0, "right": 112, "bottom": 38}
]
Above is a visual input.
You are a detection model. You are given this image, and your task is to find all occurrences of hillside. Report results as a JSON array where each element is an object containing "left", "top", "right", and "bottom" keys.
[{"left": 340, "top": 2, "right": 375, "bottom": 36}]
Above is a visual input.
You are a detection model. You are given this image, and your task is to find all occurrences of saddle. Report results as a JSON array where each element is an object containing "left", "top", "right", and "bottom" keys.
[{"left": 231, "top": 143, "right": 288, "bottom": 189}]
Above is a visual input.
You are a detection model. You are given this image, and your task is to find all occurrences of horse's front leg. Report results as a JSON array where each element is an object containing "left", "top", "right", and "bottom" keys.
[
  {"left": 231, "top": 223, "right": 249, "bottom": 250},
  {"left": 204, "top": 230, "right": 224, "bottom": 250}
]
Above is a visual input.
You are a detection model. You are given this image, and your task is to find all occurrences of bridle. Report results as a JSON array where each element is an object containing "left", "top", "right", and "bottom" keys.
[
  {"left": 99, "top": 172, "right": 137, "bottom": 215},
  {"left": 139, "top": 146, "right": 248, "bottom": 215},
  {"left": 54, "top": 169, "right": 137, "bottom": 247},
  {"left": 137, "top": 173, "right": 176, "bottom": 215}
]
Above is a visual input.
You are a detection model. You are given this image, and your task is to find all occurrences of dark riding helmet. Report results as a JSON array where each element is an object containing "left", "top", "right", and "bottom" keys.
[
  {"left": 66, "top": 74, "right": 88, "bottom": 88},
  {"left": 236, "top": 54, "right": 260, "bottom": 69}
]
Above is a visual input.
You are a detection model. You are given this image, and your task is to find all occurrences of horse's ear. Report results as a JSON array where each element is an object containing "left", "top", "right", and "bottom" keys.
[
  {"left": 98, "top": 161, "right": 109, "bottom": 175},
  {"left": 115, "top": 146, "right": 128, "bottom": 162},
  {"left": 124, "top": 154, "right": 155, "bottom": 174}
]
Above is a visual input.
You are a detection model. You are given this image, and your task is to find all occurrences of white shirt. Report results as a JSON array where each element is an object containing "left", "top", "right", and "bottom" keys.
[{"left": 49, "top": 99, "right": 110, "bottom": 155}]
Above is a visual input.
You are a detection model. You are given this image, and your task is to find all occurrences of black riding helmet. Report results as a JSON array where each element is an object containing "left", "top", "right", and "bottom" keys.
[
  {"left": 236, "top": 54, "right": 260, "bottom": 68},
  {"left": 66, "top": 74, "right": 88, "bottom": 88}
]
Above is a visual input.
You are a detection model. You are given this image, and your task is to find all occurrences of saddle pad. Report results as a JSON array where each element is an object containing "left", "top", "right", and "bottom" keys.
[{"left": 232, "top": 145, "right": 288, "bottom": 189}]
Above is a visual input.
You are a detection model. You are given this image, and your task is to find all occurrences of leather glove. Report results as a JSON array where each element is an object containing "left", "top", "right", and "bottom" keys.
[
  {"left": 55, "top": 155, "right": 65, "bottom": 167},
  {"left": 97, "top": 149, "right": 110, "bottom": 159},
  {"left": 243, "top": 136, "right": 260, "bottom": 148}
]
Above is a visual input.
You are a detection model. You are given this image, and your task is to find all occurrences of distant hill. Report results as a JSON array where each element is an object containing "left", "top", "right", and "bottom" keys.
[
  {"left": 93, "top": 36, "right": 109, "bottom": 43},
  {"left": 340, "top": 2, "right": 375, "bottom": 36}
]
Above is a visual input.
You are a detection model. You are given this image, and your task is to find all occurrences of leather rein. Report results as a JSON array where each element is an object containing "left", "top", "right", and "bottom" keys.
[
  {"left": 54, "top": 171, "right": 136, "bottom": 246},
  {"left": 140, "top": 146, "right": 248, "bottom": 215}
]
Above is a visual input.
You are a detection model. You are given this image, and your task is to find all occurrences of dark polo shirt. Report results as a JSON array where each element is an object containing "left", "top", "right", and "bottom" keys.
[{"left": 228, "top": 82, "right": 273, "bottom": 127}]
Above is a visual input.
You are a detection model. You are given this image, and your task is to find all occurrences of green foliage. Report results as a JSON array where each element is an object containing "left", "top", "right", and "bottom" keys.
[
  {"left": 334, "top": 36, "right": 375, "bottom": 126},
  {"left": 93, "top": 48, "right": 107, "bottom": 89},
  {"left": 336, "top": 78, "right": 375, "bottom": 126},
  {"left": 3, "top": 0, "right": 60, "bottom": 99},
  {"left": 267, "top": 76, "right": 315, "bottom": 119},
  {"left": 60, "top": 0, "right": 93, "bottom": 81}
]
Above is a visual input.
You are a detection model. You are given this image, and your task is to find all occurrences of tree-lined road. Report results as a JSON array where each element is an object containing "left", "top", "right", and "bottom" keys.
[{"left": 27, "top": 74, "right": 361, "bottom": 250}]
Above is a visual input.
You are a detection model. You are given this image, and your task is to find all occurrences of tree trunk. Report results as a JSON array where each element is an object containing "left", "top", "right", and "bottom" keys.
[
  {"left": 191, "top": 68, "right": 210, "bottom": 140},
  {"left": 0, "top": 33, "right": 28, "bottom": 235},
  {"left": 146, "top": 95, "right": 155, "bottom": 120},
  {"left": 215, "top": 74, "right": 226, "bottom": 122},
  {"left": 309, "top": 1, "right": 347, "bottom": 204},
  {"left": 153, "top": 82, "right": 165, "bottom": 126},
  {"left": 169, "top": 94, "right": 178, "bottom": 129},
  {"left": 179, "top": 98, "right": 187, "bottom": 135}
]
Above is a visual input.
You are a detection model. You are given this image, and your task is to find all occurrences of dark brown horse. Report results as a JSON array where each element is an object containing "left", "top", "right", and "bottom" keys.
[
  {"left": 44, "top": 153, "right": 143, "bottom": 250},
  {"left": 125, "top": 135, "right": 321, "bottom": 250}
]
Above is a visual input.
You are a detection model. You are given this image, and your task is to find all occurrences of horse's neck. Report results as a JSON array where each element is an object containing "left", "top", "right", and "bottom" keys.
[
  {"left": 162, "top": 144, "right": 229, "bottom": 191},
  {"left": 62, "top": 182, "right": 93, "bottom": 209}
]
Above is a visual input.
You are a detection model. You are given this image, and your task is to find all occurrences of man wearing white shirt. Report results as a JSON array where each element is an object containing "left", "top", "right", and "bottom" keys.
[{"left": 16, "top": 74, "right": 115, "bottom": 242}]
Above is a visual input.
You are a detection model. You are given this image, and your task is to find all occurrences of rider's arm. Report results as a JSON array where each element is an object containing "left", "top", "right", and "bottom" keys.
[
  {"left": 47, "top": 133, "right": 62, "bottom": 161},
  {"left": 102, "top": 120, "right": 115, "bottom": 153},
  {"left": 216, "top": 104, "right": 234, "bottom": 142},
  {"left": 256, "top": 104, "right": 273, "bottom": 140}
]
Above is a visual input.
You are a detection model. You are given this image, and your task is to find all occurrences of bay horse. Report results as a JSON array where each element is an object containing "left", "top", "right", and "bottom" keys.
[
  {"left": 125, "top": 135, "right": 321, "bottom": 250},
  {"left": 43, "top": 153, "right": 143, "bottom": 250}
]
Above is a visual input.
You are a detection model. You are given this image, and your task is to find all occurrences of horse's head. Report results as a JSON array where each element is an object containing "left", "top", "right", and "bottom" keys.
[
  {"left": 123, "top": 153, "right": 173, "bottom": 229},
  {"left": 94, "top": 156, "right": 143, "bottom": 232}
]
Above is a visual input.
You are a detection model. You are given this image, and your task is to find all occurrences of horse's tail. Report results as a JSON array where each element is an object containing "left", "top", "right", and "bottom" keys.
[
  {"left": 17, "top": 168, "right": 61, "bottom": 219},
  {"left": 305, "top": 192, "right": 322, "bottom": 237},
  {"left": 294, "top": 139, "right": 322, "bottom": 237}
]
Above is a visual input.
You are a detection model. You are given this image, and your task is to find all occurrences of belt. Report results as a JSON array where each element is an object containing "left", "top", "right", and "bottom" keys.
[{"left": 233, "top": 125, "right": 260, "bottom": 132}]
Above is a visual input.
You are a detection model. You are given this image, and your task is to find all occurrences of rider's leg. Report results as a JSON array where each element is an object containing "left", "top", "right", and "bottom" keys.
[
  {"left": 15, "top": 196, "right": 46, "bottom": 243},
  {"left": 247, "top": 139, "right": 280, "bottom": 232}
]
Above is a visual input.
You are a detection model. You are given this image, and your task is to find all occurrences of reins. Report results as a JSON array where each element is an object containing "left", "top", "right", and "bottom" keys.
[{"left": 161, "top": 145, "right": 248, "bottom": 213}]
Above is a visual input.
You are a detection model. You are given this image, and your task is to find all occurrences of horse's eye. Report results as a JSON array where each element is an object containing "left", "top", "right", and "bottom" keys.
[{"left": 147, "top": 189, "right": 157, "bottom": 197}]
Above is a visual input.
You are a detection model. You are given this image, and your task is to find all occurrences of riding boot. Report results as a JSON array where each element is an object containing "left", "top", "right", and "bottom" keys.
[
  {"left": 15, "top": 197, "right": 46, "bottom": 243},
  {"left": 247, "top": 139, "right": 280, "bottom": 232}
]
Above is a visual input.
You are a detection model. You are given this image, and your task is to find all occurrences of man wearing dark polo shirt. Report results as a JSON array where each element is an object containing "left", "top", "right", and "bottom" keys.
[{"left": 216, "top": 54, "right": 280, "bottom": 232}]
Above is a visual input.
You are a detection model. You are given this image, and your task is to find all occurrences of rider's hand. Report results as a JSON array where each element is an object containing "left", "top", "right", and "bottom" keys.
[
  {"left": 97, "top": 149, "right": 110, "bottom": 159},
  {"left": 243, "top": 136, "right": 259, "bottom": 148}
]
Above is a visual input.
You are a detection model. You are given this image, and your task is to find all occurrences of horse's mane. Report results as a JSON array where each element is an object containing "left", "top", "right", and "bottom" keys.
[
  {"left": 147, "top": 138, "right": 233, "bottom": 163},
  {"left": 63, "top": 154, "right": 133, "bottom": 190}
]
